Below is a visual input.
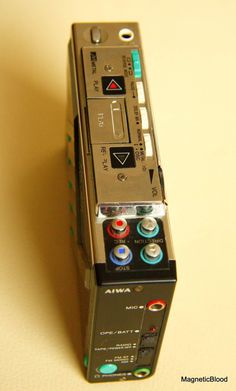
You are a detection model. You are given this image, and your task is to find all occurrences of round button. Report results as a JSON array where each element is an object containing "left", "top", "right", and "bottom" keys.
[
  {"left": 113, "top": 244, "right": 130, "bottom": 260},
  {"left": 109, "top": 245, "right": 133, "bottom": 266},
  {"left": 140, "top": 243, "right": 163, "bottom": 265},
  {"left": 99, "top": 363, "right": 118, "bottom": 374},
  {"left": 111, "top": 218, "right": 127, "bottom": 233},
  {"left": 137, "top": 217, "right": 159, "bottom": 238}
]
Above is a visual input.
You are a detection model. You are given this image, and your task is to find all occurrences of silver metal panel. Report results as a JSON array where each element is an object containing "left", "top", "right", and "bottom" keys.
[
  {"left": 87, "top": 99, "right": 129, "bottom": 143},
  {"left": 80, "top": 45, "right": 162, "bottom": 204},
  {"left": 92, "top": 144, "right": 162, "bottom": 203},
  {"left": 70, "top": 23, "right": 174, "bottom": 265}
]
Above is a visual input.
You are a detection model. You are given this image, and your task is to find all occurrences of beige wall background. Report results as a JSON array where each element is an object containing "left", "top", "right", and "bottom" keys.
[{"left": 0, "top": 1, "right": 235, "bottom": 390}]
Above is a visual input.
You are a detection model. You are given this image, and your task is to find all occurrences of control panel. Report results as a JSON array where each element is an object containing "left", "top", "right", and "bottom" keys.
[{"left": 103, "top": 217, "right": 169, "bottom": 271}]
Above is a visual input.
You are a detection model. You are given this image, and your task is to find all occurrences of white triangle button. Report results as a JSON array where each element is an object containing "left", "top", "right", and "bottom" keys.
[{"left": 113, "top": 152, "right": 130, "bottom": 165}]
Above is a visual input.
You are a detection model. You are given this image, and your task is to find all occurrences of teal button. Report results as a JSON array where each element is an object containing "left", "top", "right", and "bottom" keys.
[
  {"left": 99, "top": 363, "right": 118, "bottom": 374},
  {"left": 131, "top": 49, "right": 142, "bottom": 78}
]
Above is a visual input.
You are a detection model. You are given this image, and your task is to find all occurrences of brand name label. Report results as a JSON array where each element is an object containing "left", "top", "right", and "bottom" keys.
[{"left": 105, "top": 288, "right": 131, "bottom": 294}]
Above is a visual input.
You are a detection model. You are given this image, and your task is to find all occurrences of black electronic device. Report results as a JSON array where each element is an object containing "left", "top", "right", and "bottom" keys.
[{"left": 66, "top": 22, "right": 177, "bottom": 382}]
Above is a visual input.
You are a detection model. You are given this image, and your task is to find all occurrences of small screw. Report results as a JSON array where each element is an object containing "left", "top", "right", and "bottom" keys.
[
  {"left": 104, "top": 64, "right": 113, "bottom": 72},
  {"left": 117, "top": 173, "right": 127, "bottom": 182},
  {"left": 134, "top": 285, "right": 144, "bottom": 292}
]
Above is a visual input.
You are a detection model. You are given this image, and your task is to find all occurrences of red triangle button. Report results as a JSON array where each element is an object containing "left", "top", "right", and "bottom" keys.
[
  {"left": 106, "top": 79, "right": 122, "bottom": 91},
  {"left": 102, "top": 76, "right": 125, "bottom": 95}
]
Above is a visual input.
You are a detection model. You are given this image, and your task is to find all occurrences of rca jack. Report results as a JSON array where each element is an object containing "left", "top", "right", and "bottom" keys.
[
  {"left": 109, "top": 245, "right": 133, "bottom": 266},
  {"left": 140, "top": 243, "right": 163, "bottom": 265},
  {"left": 137, "top": 217, "right": 159, "bottom": 238},
  {"left": 133, "top": 367, "right": 151, "bottom": 378},
  {"left": 147, "top": 299, "right": 166, "bottom": 312},
  {"left": 107, "top": 218, "right": 130, "bottom": 239}
]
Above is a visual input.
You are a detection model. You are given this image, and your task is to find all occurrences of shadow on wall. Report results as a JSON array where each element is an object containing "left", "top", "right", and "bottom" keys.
[{"left": 1, "top": 63, "right": 85, "bottom": 375}]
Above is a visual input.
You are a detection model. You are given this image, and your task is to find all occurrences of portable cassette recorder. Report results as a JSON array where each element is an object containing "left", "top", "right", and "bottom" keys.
[{"left": 66, "top": 22, "right": 177, "bottom": 383}]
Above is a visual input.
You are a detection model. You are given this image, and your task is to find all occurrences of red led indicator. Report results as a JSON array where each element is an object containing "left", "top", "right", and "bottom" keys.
[{"left": 116, "top": 220, "right": 123, "bottom": 227}]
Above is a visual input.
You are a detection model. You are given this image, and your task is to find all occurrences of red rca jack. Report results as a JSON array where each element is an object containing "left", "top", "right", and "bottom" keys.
[
  {"left": 107, "top": 218, "right": 130, "bottom": 239},
  {"left": 146, "top": 299, "right": 166, "bottom": 312}
]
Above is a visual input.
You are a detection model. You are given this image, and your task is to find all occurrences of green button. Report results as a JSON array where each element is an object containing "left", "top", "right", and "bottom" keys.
[
  {"left": 68, "top": 202, "right": 73, "bottom": 213},
  {"left": 99, "top": 363, "right": 118, "bottom": 374},
  {"left": 83, "top": 355, "right": 88, "bottom": 368},
  {"left": 66, "top": 134, "right": 72, "bottom": 142},
  {"left": 69, "top": 226, "right": 74, "bottom": 237},
  {"left": 131, "top": 49, "right": 142, "bottom": 78}
]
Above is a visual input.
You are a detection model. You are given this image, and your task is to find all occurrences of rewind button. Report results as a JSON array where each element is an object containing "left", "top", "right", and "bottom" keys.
[{"left": 110, "top": 147, "right": 136, "bottom": 168}]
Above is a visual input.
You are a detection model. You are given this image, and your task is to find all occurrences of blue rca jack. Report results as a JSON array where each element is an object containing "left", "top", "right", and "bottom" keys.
[{"left": 109, "top": 245, "right": 133, "bottom": 266}]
